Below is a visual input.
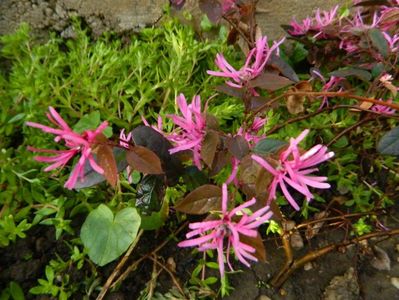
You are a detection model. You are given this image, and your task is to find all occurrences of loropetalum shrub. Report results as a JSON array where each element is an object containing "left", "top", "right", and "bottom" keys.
[
  {"left": 27, "top": 27, "right": 337, "bottom": 276},
  {"left": 17, "top": 0, "right": 399, "bottom": 296}
]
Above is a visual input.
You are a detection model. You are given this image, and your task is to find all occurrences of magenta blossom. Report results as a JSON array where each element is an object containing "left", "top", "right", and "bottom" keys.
[
  {"left": 382, "top": 32, "right": 399, "bottom": 53},
  {"left": 119, "top": 129, "right": 133, "bottom": 182},
  {"left": 288, "top": 17, "right": 312, "bottom": 36},
  {"left": 207, "top": 36, "right": 285, "bottom": 92},
  {"left": 178, "top": 183, "right": 273, "bottom": 277},
  {"left": 167, "top": 94, "right": 207, "bottom": 169},
  {"left": 288, "top": 5, "right": 338, "bottom": 38},
  {"left": 27, "top": 107, "right": 108, "bottom": 189},
  {"left": 252, "top": 130, "right": 334, "bottom": 211},
  {"left": 371, "top": 99, "right": 396, "bottom": 115}
]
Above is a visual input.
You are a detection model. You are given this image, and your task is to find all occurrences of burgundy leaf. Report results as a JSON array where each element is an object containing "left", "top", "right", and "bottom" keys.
[
  {"left": 199, "top": 0, "right": 223, "bottom": 23},
  {"left": 249, "top": 72, "right": 294, "bottom": 91},
  {"left": 97, "top": 144, "right": 118, "bottom": 188},
  {"left": 226, "top": 135, "right": 250, "bottom": 160},
  {"left": 201, "top": 130, "right": 220, "bottom": 167},
  {"left": 175, "top": 184, "right": 222, "bottom": 214},
  {"left": 240, "top": 233, "right": 266, "bottom": 262},
  {"left": 126, "top": 146, "right": 163, "bottom": 175}
]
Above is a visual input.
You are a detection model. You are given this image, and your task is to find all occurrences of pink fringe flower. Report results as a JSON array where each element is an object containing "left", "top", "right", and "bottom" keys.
[
  {"left": 178, "top": 183, "right": 273, "bottom": 277},
  {"left": 27, "top": 107, "right": 108, "bottom": 189},
  {"left": 252, "top": 129, "right": 334, "bottom": 211},
  {"left": 207, "top": 36, "right": 285, "bottom": 92},
  {"left": 167, "top": 94, "right": 207, "bottom": 169},
  {"left": 371, "top": 99, "right": 396, "bottom": 115}
]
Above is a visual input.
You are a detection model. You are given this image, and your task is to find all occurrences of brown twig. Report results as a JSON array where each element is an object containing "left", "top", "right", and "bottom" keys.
[
  {"left": 110, "top": 222, "right": 188, "bottom": 290},
  {"left": 266, "top": 104, "right": 399, "bottom": 135},
  {"left": 148, "top": 255, "right": 187, "bottom": 298},
  {"left": 271, "top": 228, "right": 399, "bottom": 288},
  {"left": 283, "top": 91, "right": 399, "bottom": 111},
  {"left": 96, "top": 229, "right": 144, "bottom": 300},
  {"left": 295, "top": 210, "right": 384, "bottom": 230},
  {"left": 222, "top": 16, "right": 253, "bottom": 47},
  {"left": 326, "top": 117, "right": 372, "bottom": 147}
]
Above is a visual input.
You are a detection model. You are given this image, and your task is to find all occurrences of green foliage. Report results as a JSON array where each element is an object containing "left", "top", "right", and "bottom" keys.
[
  {"left": 80, "top": 204, "right": 141, "bottom": 266},
  {"left": 0, "top": 215, "right": 31, "bottom": 247}
]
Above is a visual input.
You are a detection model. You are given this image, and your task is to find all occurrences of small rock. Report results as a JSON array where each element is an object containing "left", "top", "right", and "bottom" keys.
[
  {"left": 323, "top": 268, "right": 359, "bottom": 300},
  {"left": 391, "top": 277, "right": 399, "bottom": 290},
  {"left": 290, "top": 231, "right": 304, "bottom": 249},
  {"left": 44, "top": 8, "right": 53, "bottom": 17},
  {"left": 257, "top": 296, "right": 271, "bottom": 300},
  {"left": 61, "top": 26, "right": 77, "bottom": 39},
  {"left": 55, "top": 3, "right": 66, "bottom": 18},
  {"left": 304, "top": 262, "right": 313, "bottom": 271},
  {"left": 395, "top": 244, "right": 399, "bottom": 252},
  {"left": 166, "top": 257, "right": 176, "bottom": 273},
  {"left": 370, "top": 246, "right": 391, "bottom": 271}
]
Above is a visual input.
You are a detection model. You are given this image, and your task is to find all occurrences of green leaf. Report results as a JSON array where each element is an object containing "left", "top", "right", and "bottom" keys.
[
  {"left": 80, "top": 204, "right": 141, "bottom": 266},
  {"left": 73, "top": 111, "right": 100, "bottom": 133},
  {"left": 368, "top": 28, "right": 389, "bottom": 58},
  {"left": 9, "top": 282, "right": 25, "bottom": 300},
  {"left": 136, "top": 175, "right": 164, "bottom": 214},
  {"left": 140, "top": 199, "right": 169, "bottom": 230},
  {"left": 254, "top": 138, "right": 287, "bottom": 154},
  {"left": 377, "top": 126, "right": 399, "bottom": 156}
]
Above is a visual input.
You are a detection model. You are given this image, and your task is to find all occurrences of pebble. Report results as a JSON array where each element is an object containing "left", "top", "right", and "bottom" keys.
[
  {"left": 395, "top": 244, "right": 399, "bottom": 252},
  {"left": 323, "top": 268, "right": 359, "bottom": 300},
  {"left": 304, "top": 262, "right": 313, "bottom": 271},
  {"left": 257, "top": 296, "right": 271, "bottom": 300},
  {"left": 370, "top": 246, "right": 391, "bottom": 271},
  {"left": 391, "top": 277, "right": 399, "bottom": 290}
]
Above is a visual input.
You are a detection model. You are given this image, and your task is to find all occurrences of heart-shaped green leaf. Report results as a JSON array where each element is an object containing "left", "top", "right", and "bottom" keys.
[{"left": 81, "top": 204, "right": 141, "bottom": 266}]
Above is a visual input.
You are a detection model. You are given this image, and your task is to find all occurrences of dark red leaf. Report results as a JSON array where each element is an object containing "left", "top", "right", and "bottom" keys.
[
  {"left": 215, "top": 84, "right": 245, "bottom": 99},
  {"left": 174, "top": 184, "right": 222, "bottom": 214},
  {"left": 249, "top": 72, "right": 294, "bottom": 91},
  {"left": 269, "top": 54, "right": 299, "bottom": 82},
  {"left": 210, "top": 148, "right": 232, "bottom": 176},
  {"left": 201, "top": 130, "right": 220, "bottom": 167},
  {"left": 131, "top": 126, "right": 183, "bottom": 185},
  {"left": 97, "top": 144, "right": 118, "bottom": 188},
  {"left": 255, "top": 168, "right": 273, "bottom": 196},
  {"left": 240, "top": 233, "right": 266, "bottom": 262},
  {"left": 199, "top": 0, "right": 222, "bottom": 23},
  {"left": 126, "top": 146, "right": 163, "bottom": 175},
  {"left": 226, "top": 135, "right": 250, "bottom": 160}
]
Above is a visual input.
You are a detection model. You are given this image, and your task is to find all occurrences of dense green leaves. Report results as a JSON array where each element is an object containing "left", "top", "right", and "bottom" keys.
[{"left": 80, "top": 204, "right": 141, "bottom": 266}]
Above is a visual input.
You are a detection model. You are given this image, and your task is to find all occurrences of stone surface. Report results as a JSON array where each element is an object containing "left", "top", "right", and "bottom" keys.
[
  {"left": 0, "top": 0, "right": 345, "bottom": 38},
  {"left": 322, "top": 268, "right": 360, "bottom": 300}
]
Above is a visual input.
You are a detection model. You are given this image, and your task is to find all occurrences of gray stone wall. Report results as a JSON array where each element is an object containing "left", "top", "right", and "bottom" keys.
[{"left": 0, "top": 0, "right": 347, "bottom": 38}]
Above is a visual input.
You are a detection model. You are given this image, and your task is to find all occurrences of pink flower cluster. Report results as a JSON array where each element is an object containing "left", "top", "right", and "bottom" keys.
[
  {"left": 289, "top": 2, "right": 399, "bottom": 57},
  {"left": 207, "top": 36, "right": 285, "bottom": 92},
  {"left": 167, "top": 94, "right": 207, "bottom": 169},
  {"left": 178, "top": 184, "right": 273, "bottom": 277},
  {"left": 288, "top": 5, "right": 339, "bottom": 38},
  {"left": 27, "top": 107, "right": 108, "bottom": 189},
  {"left": 252, "top": 130, "right": 334, "bottom": 211}
]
